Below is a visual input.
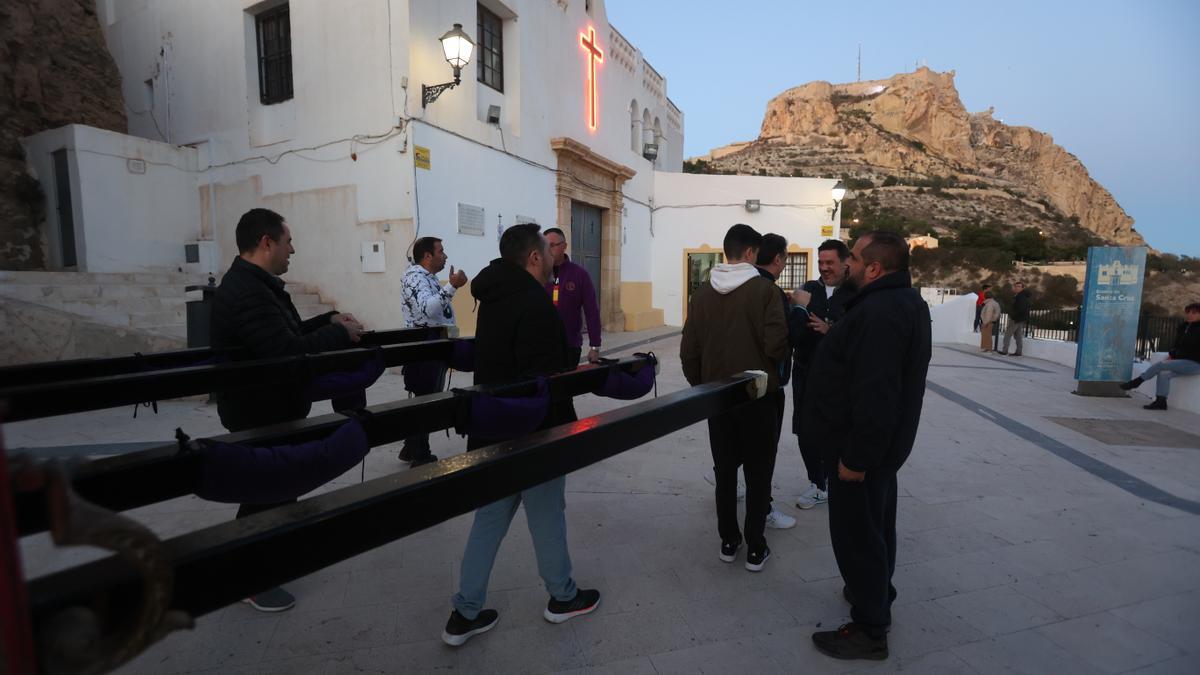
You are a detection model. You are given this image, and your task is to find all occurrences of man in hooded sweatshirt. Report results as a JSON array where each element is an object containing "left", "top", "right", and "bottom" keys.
[
  {"left": 442, "top": 223, "right": 600, "bottom": 647},
  {"left": 681, "top": 223, "right": 790, "bottom": 572}
]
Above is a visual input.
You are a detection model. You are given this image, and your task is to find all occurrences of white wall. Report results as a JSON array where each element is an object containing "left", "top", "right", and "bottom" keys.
[
  {"left": 409, "top": 121, "right": 557, "bottom": 277},
  {"left": 21, "top": 125, "right": 202, "bottom": 273},
  {"left": 650, "top": 173, "right": 840, "bottom": 326},
  {"left": 930, "top": 293, "right": 978, "bottom": 344},
  {"left": 95, "top": 0, "right": 680, "bottom": 328}
]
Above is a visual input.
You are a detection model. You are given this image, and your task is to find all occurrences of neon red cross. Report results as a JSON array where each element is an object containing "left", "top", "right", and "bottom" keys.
[{"left": 580, "top": 26, "right": 603, "bottom": 131}]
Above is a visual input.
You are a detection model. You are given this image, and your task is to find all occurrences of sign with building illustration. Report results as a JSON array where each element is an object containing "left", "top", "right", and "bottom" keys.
[{"left": 1075, "top": 246, "right": 1148, "bottom": 383}]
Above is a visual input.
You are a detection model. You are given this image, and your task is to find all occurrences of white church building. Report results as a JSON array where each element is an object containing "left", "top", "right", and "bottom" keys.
[{"left": 21, "top": 0, "right": 843, "bottom": 335}]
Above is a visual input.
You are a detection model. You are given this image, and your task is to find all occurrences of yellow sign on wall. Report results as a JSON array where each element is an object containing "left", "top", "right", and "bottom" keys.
[
  {"left": 820, "top": 225, "right": 834, "bottom": 237},
  {"left": 414, "top": 145, "right": 431, "bottom": 170}
]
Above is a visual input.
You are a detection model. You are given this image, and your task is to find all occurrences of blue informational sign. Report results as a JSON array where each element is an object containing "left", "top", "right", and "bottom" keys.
[{"left": 1074, "top": 246, "right": 1148, "bottom": 382}]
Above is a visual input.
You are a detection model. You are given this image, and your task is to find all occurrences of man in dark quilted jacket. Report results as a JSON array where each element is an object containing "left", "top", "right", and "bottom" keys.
[{"left": 210, "top": 208, "right": 364, "bottom": 612}]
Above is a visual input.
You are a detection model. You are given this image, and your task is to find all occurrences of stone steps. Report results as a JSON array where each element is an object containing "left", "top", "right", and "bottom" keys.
[{"left": 0, "top": 270, "right": 337, "bottom": 350}]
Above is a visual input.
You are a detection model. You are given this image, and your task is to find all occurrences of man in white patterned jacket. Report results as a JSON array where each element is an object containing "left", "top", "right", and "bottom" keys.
[{"left": 399, "top": 236, "right": 468, "bottom": 465}]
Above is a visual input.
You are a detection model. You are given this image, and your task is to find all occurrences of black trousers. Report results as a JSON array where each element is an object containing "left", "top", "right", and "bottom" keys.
[
  {"left": 828, "top": 465, "right": 898, "bottom": 634},
  {"left": 707, "top": 395, "right": 779, "bottom": 551},
  {"left": 403, "top": 362, "right": 448, "bottom": 454},
  {"left": 791, "top": 371, "right": 826, "bottom": 490}
]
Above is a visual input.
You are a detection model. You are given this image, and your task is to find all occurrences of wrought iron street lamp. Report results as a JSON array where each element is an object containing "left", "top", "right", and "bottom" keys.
[{"left": 422, "top": 23, "right": 475, "bottom": 108}]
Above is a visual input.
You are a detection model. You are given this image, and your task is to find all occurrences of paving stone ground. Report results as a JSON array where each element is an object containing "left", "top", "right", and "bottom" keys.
[{"left": 10, "top": 329, "right": 1200, "bottom": 674}]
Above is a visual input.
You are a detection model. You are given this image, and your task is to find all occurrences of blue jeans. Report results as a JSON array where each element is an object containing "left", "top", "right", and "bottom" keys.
[
  {"left": 452, "top": 475, "right": 576, "bottom": 619},
  {"left": 1141, "top": 359, "right": 1200, "bottom": 397}
]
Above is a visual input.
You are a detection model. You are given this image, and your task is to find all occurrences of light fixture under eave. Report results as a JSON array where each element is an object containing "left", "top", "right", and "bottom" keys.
[
  {"left": 744, "top": 199, "right": 760, "bottom": 212},
  {"left": 642, "top": 142, "right": 658, "bottom": 161},
  {"left": 423, "top": 23, "right": 476, "bottom": 108},
  {"left": 829, "top": 180, "right": 847, "bottom": 221}
]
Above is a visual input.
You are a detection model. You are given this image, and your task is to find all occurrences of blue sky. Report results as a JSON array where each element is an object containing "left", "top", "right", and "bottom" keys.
[{"left": 606, "top": 0, "right": 1200, "bottom": 256}]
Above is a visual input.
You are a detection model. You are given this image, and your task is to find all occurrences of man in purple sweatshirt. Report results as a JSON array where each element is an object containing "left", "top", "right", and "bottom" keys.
[{"left": 543, "top": 228, "right": 602, "bottom": 364}]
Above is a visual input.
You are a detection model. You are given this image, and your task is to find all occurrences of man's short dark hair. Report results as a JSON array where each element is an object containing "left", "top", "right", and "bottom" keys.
[
  {"left": 544, "top": 227, "right": 565, "bottom": 239},
  {"left": 982, "top": 283, "right": 992, "bottom": 290},
  {"left": 500, "top": 223, "right": 544, "bottom": 267},
  {"left": 1185, "top": 302, "right": 1200, "bottom": 313},
  {"left": 723, "top": 224, "right": 762, "bottom": 261},
  {"left": 817, "top": 239, "right": 850, "bottom": 260},
  {"left": 755, "top": 233, "right": 788, "bottom": 267},
  {"left": 857, "top": 230, "right": 909, "bottom": 273},
  {"left": 412, "top": 237, "right": 442, "bottom": 264},
  {"left": 235, "top": 208, "right": 286, "bottom": 253}
]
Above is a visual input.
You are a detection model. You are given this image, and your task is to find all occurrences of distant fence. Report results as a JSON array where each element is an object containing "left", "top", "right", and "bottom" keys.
[{"left": 994, "top": 309, "right": 1181, "bottom": 360}]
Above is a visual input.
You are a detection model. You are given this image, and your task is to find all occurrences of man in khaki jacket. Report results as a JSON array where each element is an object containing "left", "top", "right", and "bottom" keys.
[{"left": 681, "top": 224, "right": 790, "bottom": 572}]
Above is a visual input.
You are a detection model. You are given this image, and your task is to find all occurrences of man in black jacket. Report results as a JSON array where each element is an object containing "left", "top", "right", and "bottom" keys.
[
  {"left": 211, "top": 208, "right": 364, "bottom": 432},
  {"left": 210, "top": 208, "right": 363, "bottom": 612},
  {"left": 805, "top": 231, "right": 931, "bottom": 661},
  {"left": 999, "top": 281, "right": 1032, "bottom": 356},
  {"left": 791, "top": 239, "right": 857, "bottom": 509},
  {"left": 443, "top": 224, "right": 599, "bottom": 647}
]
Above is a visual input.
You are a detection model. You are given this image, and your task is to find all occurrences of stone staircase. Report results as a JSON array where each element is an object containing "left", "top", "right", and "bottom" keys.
[{"left": 0, "top": 270, "right": 335, "bottom": 355}]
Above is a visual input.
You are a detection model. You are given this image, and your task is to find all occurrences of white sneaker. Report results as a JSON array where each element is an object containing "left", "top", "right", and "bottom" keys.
[
  {"left": 702, "top": 472, "right": 747, "bottom": 501},
  {"left": 765, "top": 506, "right": 796, "bottom": 529},
  {"left": 794, "top": 483, "right": 828, "bottom": 510}
]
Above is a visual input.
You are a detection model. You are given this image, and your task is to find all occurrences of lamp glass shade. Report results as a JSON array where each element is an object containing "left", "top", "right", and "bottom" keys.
[
  {"left": 831, "top": 180, "right": 847, "bottom": 203},
  {"left": 440, "top": 23, "right": 475, "bottom": 70}
]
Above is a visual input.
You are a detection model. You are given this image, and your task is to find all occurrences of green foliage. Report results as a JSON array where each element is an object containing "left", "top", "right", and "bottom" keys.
[
  {"left": 881, "top": 175, "right": 899, "bottom": 187},
  {"left": 955, "top": 224, "right": 1007, "bottom": 249},
  {"left": 843, "top": 177, "right": 875, "bottom": 190},
  {"left": 682, "top": 159, "right": 713, "bottom": 174},
  {"left": 1010, "top": 227, "right": 1048, "bottom": 260},
  {"left": 911, "top": 245, "right": 1015, "bottom": 276},
  {"left": 1147, "top": 253, "right": 1200, "bottom": 274},
  {"left": 1034, "top": 274, "right": 1082, "bottom": 309}
]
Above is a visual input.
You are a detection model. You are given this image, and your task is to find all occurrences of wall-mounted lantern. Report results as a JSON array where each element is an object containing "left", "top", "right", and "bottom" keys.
[{"left": 422, "top": 23, "right": 475, "bottom": 108}]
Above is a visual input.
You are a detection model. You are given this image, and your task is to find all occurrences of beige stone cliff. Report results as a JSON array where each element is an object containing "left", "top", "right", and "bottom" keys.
[{"left": 705, "top": 68, "right": 1145, "bottom": 247}]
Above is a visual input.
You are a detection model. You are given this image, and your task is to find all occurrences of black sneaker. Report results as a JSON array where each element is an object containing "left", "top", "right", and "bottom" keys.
[
  {"left": 812, "top": 622, "right": 889, "bottom": 660},
  {"left": 1119, "top": 377, "right": 1144, "bottom": 391},
  {"left": 1144, "top": 396, "right": 1168, "bottom": 411},
  {"left": 441, "top": 609, "right": 499, "bottom": 646},
  {"left": 745, "top": 546, "right": 771, "bottom": 572},
  {"left": 719, "top": 538, "right": 742, "bottom": 563},
  {"left": 544, "top": 589, "right": 600, "bottom": 624},
  {"left": 409, "top": 453, "right": 439, "bottom": 467}
]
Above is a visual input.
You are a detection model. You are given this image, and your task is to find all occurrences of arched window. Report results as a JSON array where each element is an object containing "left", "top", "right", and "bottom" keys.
[
  {"left": 641, "top": 109, "right": 652, "bottom": 148},
  {"left": 630, "top": 99, "right": 640, "bottom": 153},
  {"left": 653, "top": 117, "right": 664, "bottom": 167}
]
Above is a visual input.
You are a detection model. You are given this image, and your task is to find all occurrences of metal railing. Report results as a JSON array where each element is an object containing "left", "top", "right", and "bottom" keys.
[{"left": 992, "top": 309, "right": 1182, "bottom": 359}]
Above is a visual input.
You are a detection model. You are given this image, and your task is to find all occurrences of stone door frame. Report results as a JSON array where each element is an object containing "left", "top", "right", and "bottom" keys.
[{"left": 550, "top": 137, "right": 636, "bottom": 332}]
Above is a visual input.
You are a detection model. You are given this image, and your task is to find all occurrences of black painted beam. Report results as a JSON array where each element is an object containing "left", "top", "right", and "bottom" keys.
[
  {"left": 0, "top": 337, "right": 467, "bottom": 422},
  {"left": 25, "top": 373, "right": 757, "bottom": 634},
  {"left": 12, "top": 358, "right": 654, "bottom": 537},
  {"left": 0, "top": 327, "right": 442, "bottom": 388}
]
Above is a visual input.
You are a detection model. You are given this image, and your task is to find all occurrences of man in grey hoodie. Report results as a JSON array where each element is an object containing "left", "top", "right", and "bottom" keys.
[{"left": 681, "top": 224, "right": 790, "bottom": 572}]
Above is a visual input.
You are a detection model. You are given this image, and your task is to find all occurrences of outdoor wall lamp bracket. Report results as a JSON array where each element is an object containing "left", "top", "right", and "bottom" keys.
[
  {"left": 422, "top": 23, "right": 475, "bottom": 108},
  {"left": 829, "top": 180, "right": 847, "bottom": 221}
]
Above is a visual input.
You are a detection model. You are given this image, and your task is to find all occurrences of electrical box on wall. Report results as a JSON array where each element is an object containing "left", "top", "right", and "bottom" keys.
[{"left": 361, "top": 241, "right": 385, "bottom": 273}]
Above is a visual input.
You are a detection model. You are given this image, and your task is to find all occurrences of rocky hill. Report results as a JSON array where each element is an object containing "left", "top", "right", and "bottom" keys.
[
  {"left": 695, "top": 68, "right": 1146, "bottom": 250},
  {"left": 1, "top": 0, "right": 126, "bottom": 269}
]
